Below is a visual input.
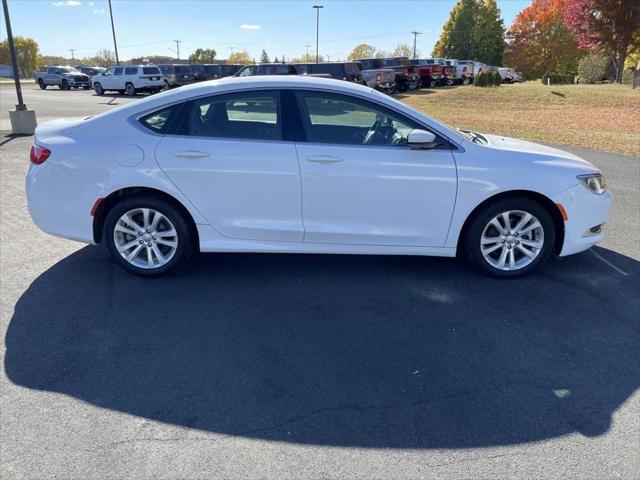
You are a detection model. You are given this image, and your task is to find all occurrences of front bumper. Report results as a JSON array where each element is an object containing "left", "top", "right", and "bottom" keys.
[{"left": 553, "top": 183, "right": 613, "bottom": 256}]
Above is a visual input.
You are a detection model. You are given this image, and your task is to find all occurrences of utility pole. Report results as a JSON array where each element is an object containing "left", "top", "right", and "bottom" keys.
[
  {"left": 174, "top": 40, "right": 182, "bottom": 60},
  {"left": 2, "top": 0, "right": 37, "bottom": 134},
  {"left": 305, "top": 44, "right": 310, "bottom": 57},
  {"left": 69, "top": 49, "right": 76, "bottom": 63},
  {"left": 313, "top": 5, "right": 323, "bottom": 63},
  {"left": 411, "top": 31, "right": 421, "bottom": 59},
  {"left": 108, "top": 0, "right": 119, "bottom": 64}
]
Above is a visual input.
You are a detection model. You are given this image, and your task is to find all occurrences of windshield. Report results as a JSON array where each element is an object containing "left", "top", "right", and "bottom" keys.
[{"left": 59, "top": 67, "right": 79, "bottom": 73}]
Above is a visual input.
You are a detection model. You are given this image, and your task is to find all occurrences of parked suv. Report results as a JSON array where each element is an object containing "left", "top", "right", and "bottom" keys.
[
  {"left": 33, "top": 66, "right": 91, "bottom": 90},
  {"left": 158, "top": 64, "right": 195, "bottom": 89},
  {"left": 235, "top": 64, "right": 298, "bottom": 76},
  {"left": 358, "top": 57, "right": 420, "bottom": 92},
  {"left": 219, "top": 64, "right": 243, "bottom": 77},
  {"left": 92, "top": 65, "right": 165, "bottom": 96},
  {"left": 293, "top": 62, "right": 363, "bottom": 82}
]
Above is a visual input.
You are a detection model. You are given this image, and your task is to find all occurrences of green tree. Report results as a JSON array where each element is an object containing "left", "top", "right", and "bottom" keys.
[
  {"left": 392, "top": 44, "right": 413, "bottom": 58},
  {"left": 188, "top": 48, "right": 217, "bottom": 64},
  {"left": 433, "top": 0, "right": 505, "bottom": 64},
  {"left": 577, "top": 53, "right": 609, "bottom": 83},
  {"left": 433, "top": 0, "right": 479, "bottom": 60},
  {"left": 260, "top": 49, "right": 270, "bottom": 63},
  {"left": 347, "top": 43, "right": 376, "bottom": 60},
  {"left": 474, "top": 0, "right": 505, "bottom": 65},
  {"left": 0, "top": 36, "right": 40, "bottom": 77}
]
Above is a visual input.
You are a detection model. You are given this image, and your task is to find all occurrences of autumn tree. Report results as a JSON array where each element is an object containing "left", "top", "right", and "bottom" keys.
[
  {"left": 0, "top": 36, "right": 39, "bottom": 77},
  {"left": 86, "top": 48, "right": 116, "bottom": 67},
  {"left": 504, "top": 0, "right": 580, "bottom": 80},
  {"left": 291, "top": 52, "right": 325, "bottom": 63},
  {"left": 347, "top": 43, "right": 376, "bottom": 60},
  {"left": 564, "top": 0, "right": 640, "bottom": 83},
  {"left": 433, "top": 0, "right": 504, "bottom": 64},
  {"left": 392, "top": 44, "right": 413, "bottom": 58},
  {"left": 228, "top": 50, "right": 252, "bottom": 65},
  {"left": 188, "top": 48, "right": 217, "bottom": 64}
]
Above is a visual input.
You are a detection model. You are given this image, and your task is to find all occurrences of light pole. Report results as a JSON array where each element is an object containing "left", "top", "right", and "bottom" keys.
[
  {"left": 174, "top": 39, "right": 182, "bottom": 61},
  {"left": 108, "top": 0, "right": 119, "bottom": 64},
  {"left": 2, "top": 0, "right": 37, "bottom": 134},
  {"left": 312, "top": 5, "right": 323, "bottom": 63}
]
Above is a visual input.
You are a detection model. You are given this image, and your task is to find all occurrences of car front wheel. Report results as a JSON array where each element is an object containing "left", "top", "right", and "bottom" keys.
[
  {"left": 465, "top": 197, "right": 555, "bottom": 277},
  {"left": 104, "top": 197, "right": 194, "bottom": 276},
  {"left": 94, "top": 83, "right": 104, "bottom": 95},
  {"left": 125, "top": 82, "right": 136, "bottom": 96},
  {"left": 38, "top": 79, "right": 46, "bottom": 90}
]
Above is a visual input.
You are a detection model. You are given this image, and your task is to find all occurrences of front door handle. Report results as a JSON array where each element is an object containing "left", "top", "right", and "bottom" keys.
[
  {"left": 306, "top": 155, "right": 343, "bottom": 164},
  {"left": 174, "top": 150, "right": 210, "bottom": 159}
]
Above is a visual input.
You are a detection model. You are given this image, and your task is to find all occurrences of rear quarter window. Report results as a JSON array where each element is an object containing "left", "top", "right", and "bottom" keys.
[
  {"left": 139, "top": 104, "right": 181, "bottom": 134},
  {"left": 143, "top": 67, "right": 161, "bottom": 74}
]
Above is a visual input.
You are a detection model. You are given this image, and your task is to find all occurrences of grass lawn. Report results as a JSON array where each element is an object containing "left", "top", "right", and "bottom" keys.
[{"left": 398, "top": 82, "right": 640, "bottom": 156}]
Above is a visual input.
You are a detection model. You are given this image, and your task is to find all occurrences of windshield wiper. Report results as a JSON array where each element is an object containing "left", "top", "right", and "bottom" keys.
[{"left": 459, "top": 129, "right": 488, "bottom": 145}]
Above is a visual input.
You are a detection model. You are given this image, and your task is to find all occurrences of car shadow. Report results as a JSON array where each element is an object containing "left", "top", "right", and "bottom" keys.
[{"left": 5, "top": 246, "right": 639, "bottom": 449}]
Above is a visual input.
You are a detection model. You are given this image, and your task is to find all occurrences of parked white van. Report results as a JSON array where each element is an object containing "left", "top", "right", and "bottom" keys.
[{"left": 92, "top": 65, "right": 165, "bottom": 96}]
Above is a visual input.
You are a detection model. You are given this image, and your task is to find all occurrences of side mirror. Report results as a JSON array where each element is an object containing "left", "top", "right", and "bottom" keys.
[{"left": 407, "top": 129, "right": 437, "bottom": 148}]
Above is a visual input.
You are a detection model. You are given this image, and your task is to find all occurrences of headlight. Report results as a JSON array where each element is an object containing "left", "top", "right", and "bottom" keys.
[{"left": 577, "top": 173, "right": 607, "bottom": 195}]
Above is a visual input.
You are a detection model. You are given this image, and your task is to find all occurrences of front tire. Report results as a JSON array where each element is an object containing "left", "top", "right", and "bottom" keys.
[
  {"left": 94, "top": 83, "right": 104, "bottom": 95},
  {"left": 38, "top": 79, "right": 46, "bottom": 90},
  {"left": 104, "top": 197, "right": 194, "bottom": 276},
  {"left": 60, "top": 80, "right": 70, "bottom": 90},
  {"left": 464, "top": 197, "right": 555, "bottom": 277}
]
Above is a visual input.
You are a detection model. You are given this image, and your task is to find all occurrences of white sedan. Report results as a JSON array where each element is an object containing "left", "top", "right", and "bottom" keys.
[{"left": 26, "top": 76, "right": 612, "bottom": 277}]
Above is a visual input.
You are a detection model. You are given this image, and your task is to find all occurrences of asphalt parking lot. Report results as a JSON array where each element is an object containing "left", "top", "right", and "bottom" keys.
[{"left": 1, "top": 86, "right": 639, "bottom": 479}]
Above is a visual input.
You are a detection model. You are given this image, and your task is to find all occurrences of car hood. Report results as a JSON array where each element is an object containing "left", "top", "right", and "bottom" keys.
[{"left": 480, "top": 133, "right": 598, "bottom": 171}]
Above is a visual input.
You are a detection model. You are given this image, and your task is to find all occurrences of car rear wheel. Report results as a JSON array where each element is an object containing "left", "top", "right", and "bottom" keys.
[
  {"left": 61, "top": 80, "right": 70, "bottom": 90},
  {"left": 464, "top": 197, "right": 555, "bottom": 278},
  {"left": 94, "top": 83, "right": 104, "bottom": 95},
  {"left": 125, "top": 82, "right": 136, "bottom": 96},
  {"left": 104, "top": 197, "right": 194, "bottom": 276},
  {"left": 38, "top": 79, "right": 46, "bottom": 90}
]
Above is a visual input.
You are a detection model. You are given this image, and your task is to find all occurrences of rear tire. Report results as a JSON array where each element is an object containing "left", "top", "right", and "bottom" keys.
[
  {"left": 125, "top": 82, "right": 136, "bottom": 96},
  {"left": 103, "top": 196, "right": 194, "bottom": 276},
  {"left": 38, "top": 79, "right": 46, "bottom": 90},
  {"left": 464, "top": 197, "right": 555, "bottom": 278}
]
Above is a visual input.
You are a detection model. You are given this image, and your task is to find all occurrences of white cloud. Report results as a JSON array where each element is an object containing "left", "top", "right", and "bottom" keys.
[
  {"left": 93, "top": 8, "right": 105, "bottom": 14},
  {"left": 239, "top": 24, "right": 262, "bottom": 30},
  {"left": 52, "top": 1, "right": 83, "bottom": 6},
  {"left": 89, "top": 1, "right": 95, "bottom": 4}
]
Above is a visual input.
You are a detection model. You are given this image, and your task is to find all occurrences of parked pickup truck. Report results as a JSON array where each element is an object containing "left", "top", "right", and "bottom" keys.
[
  {"left": 356, "top": 59, "right": 397, "bottom": 94},
  {"left": 357, "top": 57, "right": 419, "bottom": 92},
  {"left": 498, "top": 67, "right": 519, "bottom": 83},
  {"left": 444, "top": 59, "right": 474, "bottom": 85},
  {"left": 33, "top": 66, "right": 92, "bottom": 90},
  {"left": 415, "top": 58, "right": 456, "bottom": 86},
  {"left": 293, "top": 62, "right": 364, "bottom": 83},
  {"left": 409, "top": 59, "right": 444, "bottom": 87}
]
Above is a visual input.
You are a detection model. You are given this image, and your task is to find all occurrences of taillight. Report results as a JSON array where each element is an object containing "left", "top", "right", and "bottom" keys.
[
  {"left": 463, "top": 66, "right": 467, "bottom": 73},
  {"left": 30, "top": 144, "right": 51, "bottom": 165},
  {"left": 375, "top": 72, "right": 381, "bottom": 81},
  {"left": 403, "top": 68, "right": 408, "bottom": 76}
]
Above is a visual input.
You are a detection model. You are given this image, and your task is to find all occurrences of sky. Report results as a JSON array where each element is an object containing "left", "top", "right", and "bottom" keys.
[{"left": 1, "top": 0, "right": 530, "bottom": 62}]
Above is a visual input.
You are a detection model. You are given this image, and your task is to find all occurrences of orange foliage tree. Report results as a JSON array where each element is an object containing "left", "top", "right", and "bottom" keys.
[{"left": 504, "top": 0, "right": 581, "bottom": 80}]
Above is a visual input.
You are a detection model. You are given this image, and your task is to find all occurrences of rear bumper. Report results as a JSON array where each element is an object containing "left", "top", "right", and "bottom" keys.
[
  {"left": 26, "top": 162, "right": 101, "bottom": 244},
  {"left": 553, "top": 184, "right": 613, "bottom": 256}
]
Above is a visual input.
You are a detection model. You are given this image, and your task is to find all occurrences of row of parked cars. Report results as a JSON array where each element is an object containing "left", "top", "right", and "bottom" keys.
[{"left": 33, "top": 57, "right": 520, "bottom": 97}]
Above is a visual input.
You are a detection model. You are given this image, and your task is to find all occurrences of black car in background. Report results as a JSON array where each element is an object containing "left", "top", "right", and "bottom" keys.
[
  {"left": 219, "top": 64, "right": 243, "bottom": 77},
  {"left": 234, "top": 63, "right": 298, "bottom": 76},
  {"left": 158, "top": 64, "right": 195, "bottom": 88},
  {"left": 78, "top": 66, "right": 106, "bottom": 77},
  {"left": 362, "top": 57, "right": 420, "bottom": 92},
  {"left": 293, "top": 62, "right": 363, "bottom": 82}
]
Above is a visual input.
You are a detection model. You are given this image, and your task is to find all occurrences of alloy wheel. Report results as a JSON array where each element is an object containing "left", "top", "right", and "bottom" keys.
[
  {"left": 113, "top": 208, "right": 178, "bottom": 269},
  {"left": 480, "top": 210, "right": 545, "bottom": 271}
]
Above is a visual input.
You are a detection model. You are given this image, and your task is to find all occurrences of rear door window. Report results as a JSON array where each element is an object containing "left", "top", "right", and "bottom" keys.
[
  {"left": 125, "top": 67, "right": 137, "bottom": 75},
  {"left": 114, "top": 67, "right": 123, "bottom": 75},
  {"left": 176, "top": 91, "right": 281, "bottom": 141}
]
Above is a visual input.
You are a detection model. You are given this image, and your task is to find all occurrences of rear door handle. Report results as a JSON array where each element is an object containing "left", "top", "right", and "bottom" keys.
[
  {"left": 174, "top": 150, "right": 210, "bottom": 159},
  {"left": 306, "top": 155, "right": 343, "bottom": 164}
]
